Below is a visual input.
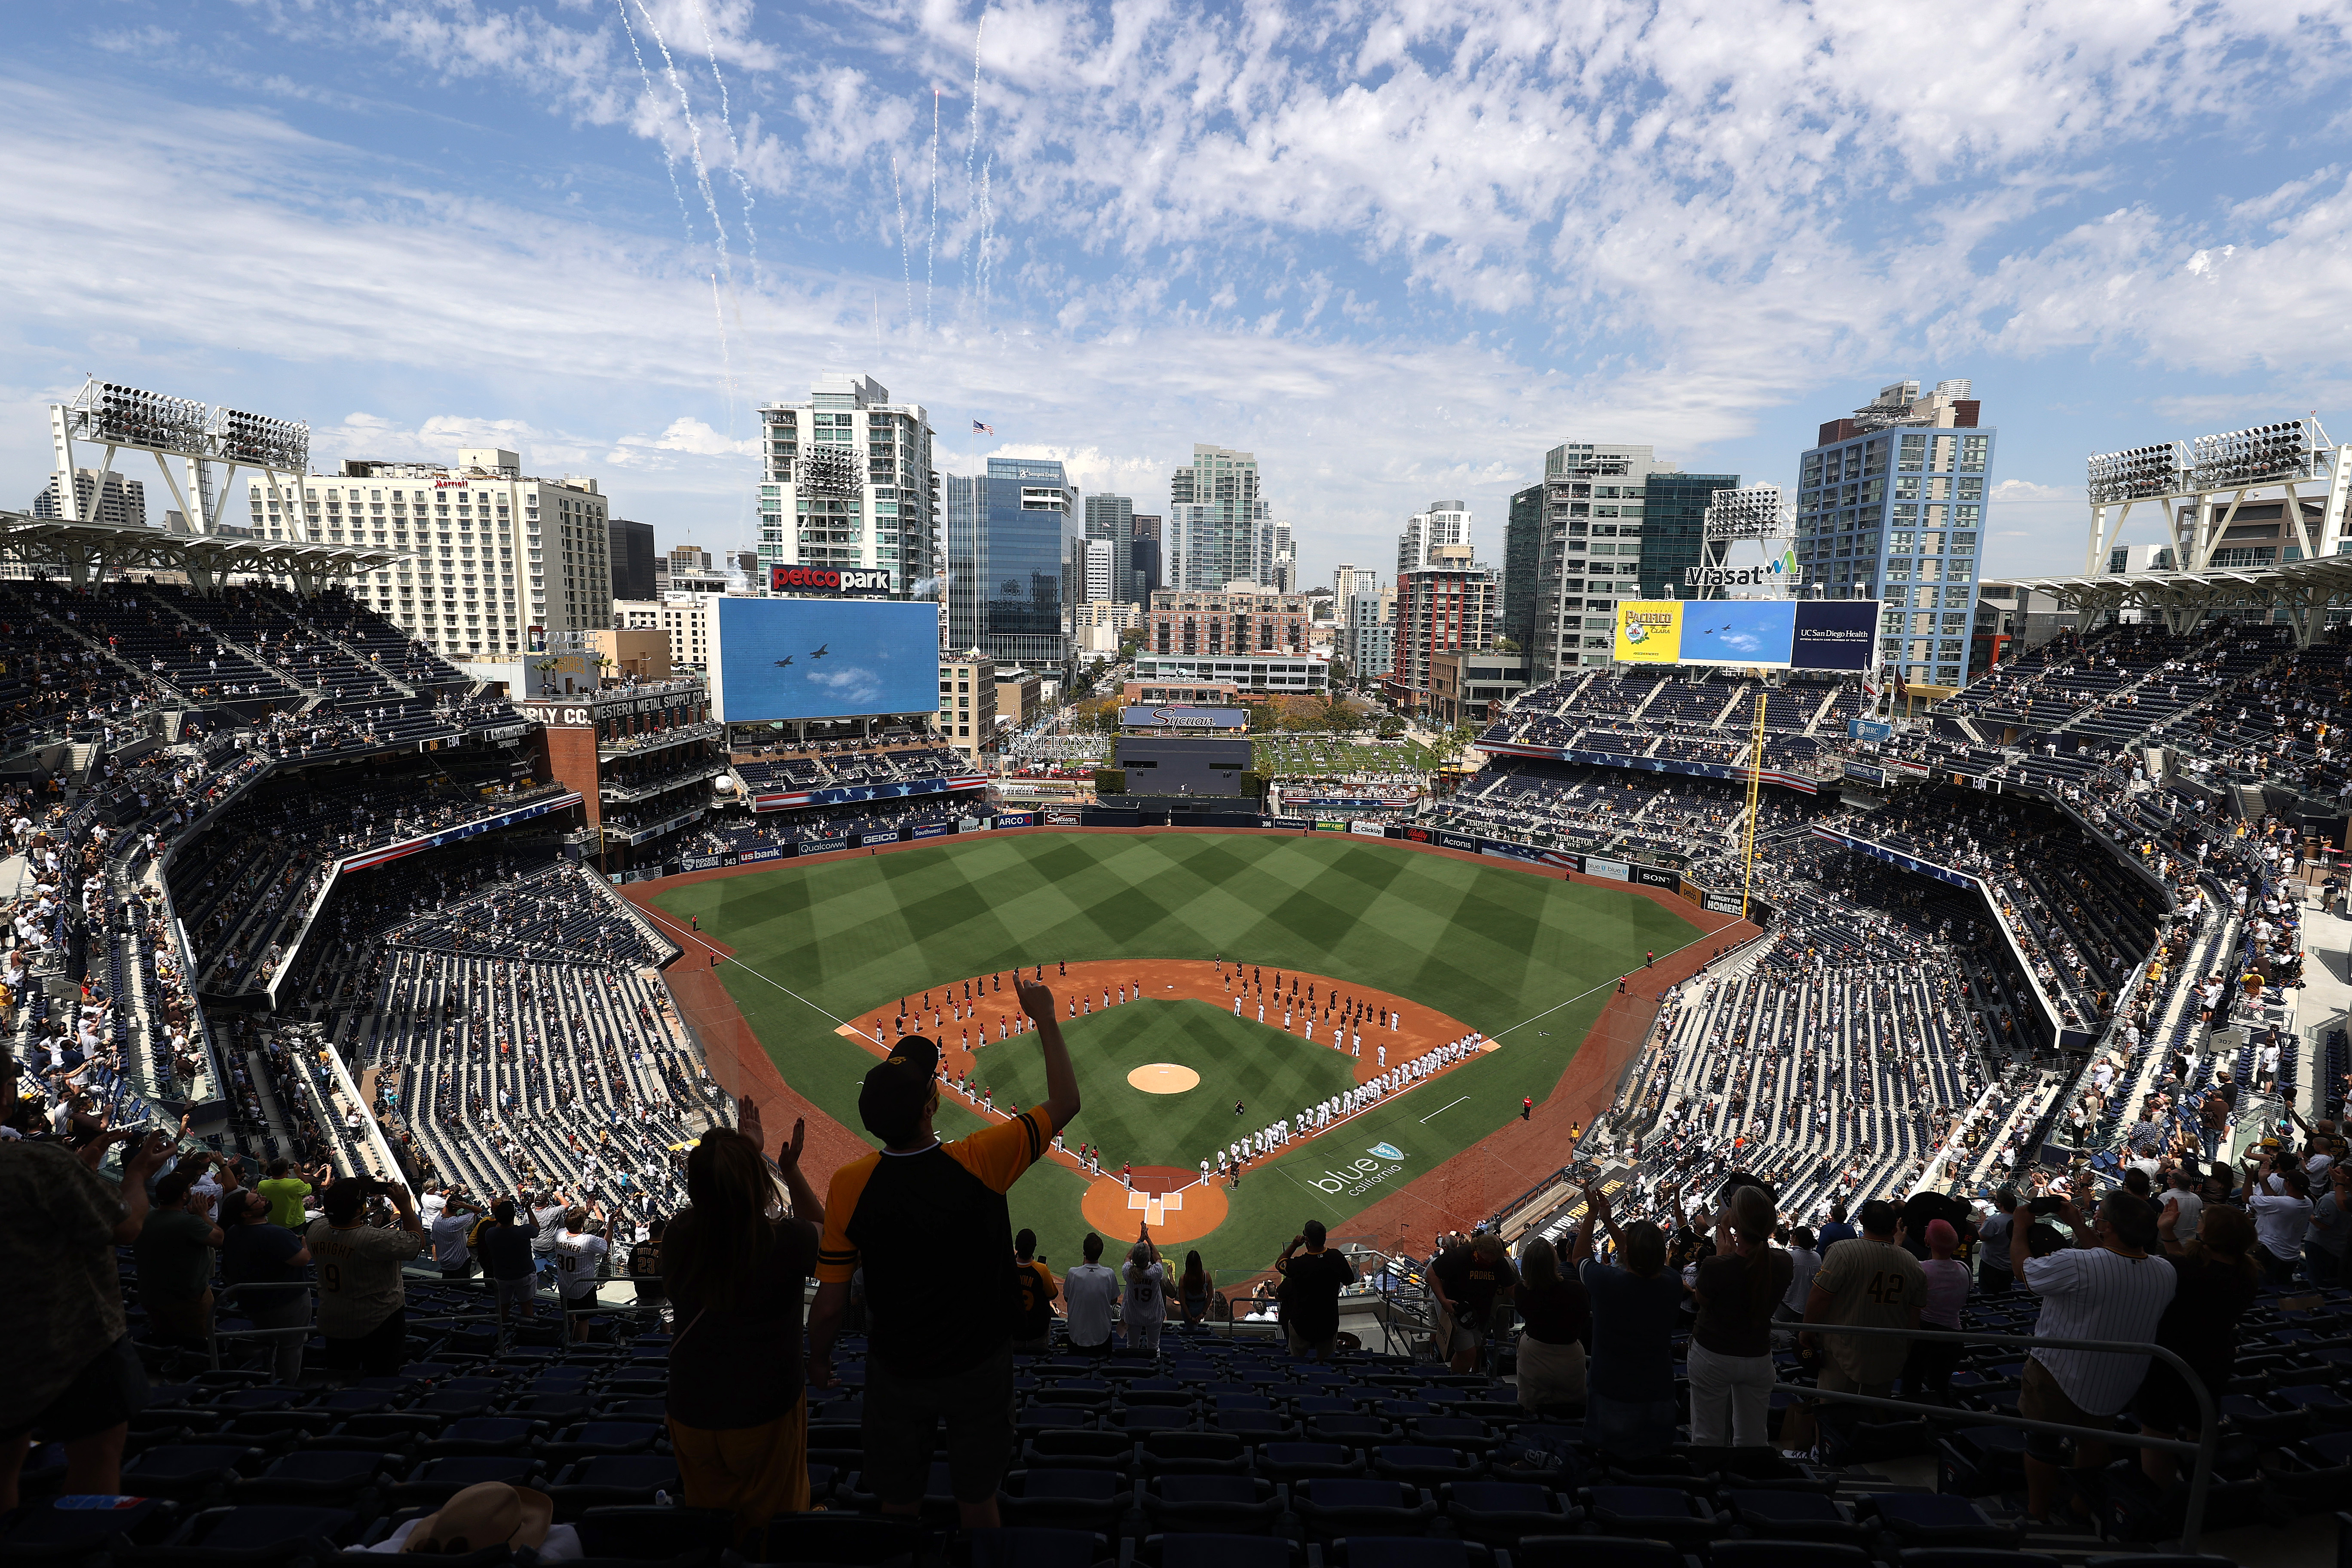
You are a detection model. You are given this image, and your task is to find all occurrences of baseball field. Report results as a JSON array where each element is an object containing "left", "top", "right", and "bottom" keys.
[{"left": 646, "top": 831, "right": 1700, "bottom": 1282}]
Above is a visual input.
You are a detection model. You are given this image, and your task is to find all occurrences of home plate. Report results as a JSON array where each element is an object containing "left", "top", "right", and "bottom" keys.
[{"left": 1125, "top": 1188, "right": 1184, "bottom": 1226}]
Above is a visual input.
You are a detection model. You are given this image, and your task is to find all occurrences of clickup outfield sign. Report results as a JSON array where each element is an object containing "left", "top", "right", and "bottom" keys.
[{"left": 1309, "top": 1143, "right": 1407, "bottom": 1196}]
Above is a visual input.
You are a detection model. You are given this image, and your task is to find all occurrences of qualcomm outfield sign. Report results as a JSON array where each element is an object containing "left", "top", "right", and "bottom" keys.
[{"left": 1309, "top": 1142, "right": 1408, "bottom": 1197}]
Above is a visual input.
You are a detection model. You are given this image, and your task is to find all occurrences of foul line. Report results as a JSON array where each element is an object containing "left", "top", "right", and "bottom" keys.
[
  {"left": 1420, "top": 1095, "right": 1469, "bottom": 1123},
  {"left": 1485, "top": 927, "right": 1725, "bottom": 1043},
  {"left": 634, "top": 898, "right": 851, "bottom": 1029}
]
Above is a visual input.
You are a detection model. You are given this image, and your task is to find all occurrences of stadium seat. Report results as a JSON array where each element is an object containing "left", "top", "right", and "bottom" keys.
[
  {"left": 1258, "top": 1444, "right": 1368, "bottom": 1485},
  {"left": 958, "top": 1527, "right": 1115, "bottom": 1568},
  {"left": 1370, "top": 1446, "right": 1476, "bottom": 1488},
  {"left": 1023, "top": 1430, "right": 1137, "bottom": 1472},
  {"left": 129, "top": 1503, "right": 362, "bottom": 1565},
  {"left": 1325, "top": 1540, "right": 1495, "bottom": 1568},
  {"left": 741, "top": 1513, "right": 926, "bottom": 1567},
  {"left": 1577, "top": 1485, "right": 1723, "bottom": 1550},
  {"left": 230, "top": 1449, "right": 401, "bottom": 1508},
  {"left": 570, "top": 1505, "right": 734, "bottom": 1563},
  {"left": 1140, "top": 1474, "right": 1284, "bottom": 1534},
  {"left": 1855, "top": 1494, "right": 2020, "bottom": 1551},
  {"left": 545, "top": 1455, "right": 684, "bottom": 1519},
  {"left": 1134, "top": 1534, "right": 1307, "bottom": 1568},
  {"left": 391, "top": 1457, "right": 544, "bottom": 1510},
  {"left": 1710, "top": 1544, "right": 1874, "bottom": 1568},
  {"left": 1137, "top": 1432, "right": 1252, "bottom": 1477},
  {"left": 1510, "top": 1537, "right": 1683, "bottom": 1568},
  {"left": 995, "top": 1469, "right": 1131, "bottom": 1534},
  {"left": 1719, "top": 1488, "right": 1865, "bottom": 1545},
  {"left": 122, "top": 1444, "right": 270, "bottom": 1503},
  {"left": 1291, "top": 1478, "right": 1435, "bottom": 1540},
  {"left": 1438, "top": 1478, "right": 1572, "bottom": 1544}
]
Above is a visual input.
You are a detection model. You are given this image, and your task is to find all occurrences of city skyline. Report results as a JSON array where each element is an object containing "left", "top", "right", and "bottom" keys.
[{"left": 4, "top": 4, "right": 2346, "bottom": 597}]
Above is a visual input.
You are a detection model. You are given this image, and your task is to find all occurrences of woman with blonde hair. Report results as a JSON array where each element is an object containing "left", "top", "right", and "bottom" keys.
[
  {"left": 662, "top": 1100, "right": 824, "bottom": 1546},
  {"left": 2134, "top": 1201, "right": 2258, "bottom": 1482},
  {"left": 1684, "top": 1182, "right": 1791, "bottom": 1449},
  {"left": 1510, "top": 1235, "right": 1589, "bottom": 1414}
]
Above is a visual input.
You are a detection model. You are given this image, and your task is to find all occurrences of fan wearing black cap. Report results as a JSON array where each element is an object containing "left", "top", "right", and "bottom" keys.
[{"left": 807, "top": 977, "right": 1081, "bottom": 1529}]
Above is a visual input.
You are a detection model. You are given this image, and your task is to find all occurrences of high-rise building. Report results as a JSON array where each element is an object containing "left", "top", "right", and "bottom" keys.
[
  {"left": 1793, "top": 378, "right": 1991, "bottom": 689},
  {"left": 1520, "top": 442, "right": 1682, "bottom": 685},
  {"left": 1128, "top": 513, "right": 1164, "bottom": 603},
  {"left": 1641, "top": 471, "right": 1739, "bottom": 600},
  {"left": 1388, "top": 549, "right": 1496, "bottom": 714},
  {"left": 1167, "top": 444, "right": 1286, "bottom": 590},
  {"left": 1084, "top": 493, "right": 1133, "bottom": 543},
  {"left": 946, "top": 458, "right": 1081, "bottom": 666},
  {"left": 34, "top": 468, "right": 146, "bottom": 528},
  {"left": 1502, "top": 487, "right": 1541, "bottom": 651},
  {"left": 1333, "top": 563, "right": 1370, "bottom": 604},
  {"left": 1396, "top": 500, "right": 1470, "bottom": 578},
  {"left": 1081, "top": 538, "right": 1118, "bottom": 603},
  {"left": 1342, "top": 586, "right": 1394, "bottom": 689},
  {"left": 1261, "top": 520, "right": 1295, "bottom": 593},
  {"left": 756, "top": 372, "right": 939, "bottom": 594},
  {"left": 607, "top": 518, "right": 657, "bottom": 601},
  {"left": 246, "top": 447, "right": 611, "bottom": 669}
]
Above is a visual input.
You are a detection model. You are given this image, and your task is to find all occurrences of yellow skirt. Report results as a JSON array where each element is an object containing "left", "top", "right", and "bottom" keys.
[{"left": 668, "top": 1392, "right": 810, "bottom": 1546}]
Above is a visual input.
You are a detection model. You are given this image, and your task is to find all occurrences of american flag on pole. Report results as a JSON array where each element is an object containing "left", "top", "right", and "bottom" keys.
[{"left": 972, "top": 420, "right": 995, "bottom": 435}]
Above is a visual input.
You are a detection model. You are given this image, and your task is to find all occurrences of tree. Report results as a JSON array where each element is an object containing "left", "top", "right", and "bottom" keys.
[{"left": 1494, "top": 636, "right": 1521, "bottom": 653}]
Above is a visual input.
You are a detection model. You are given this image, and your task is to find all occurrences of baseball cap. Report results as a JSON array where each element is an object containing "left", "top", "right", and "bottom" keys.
[{"left": 860, "top": 1036, "right": 942, "bottom": 1146}]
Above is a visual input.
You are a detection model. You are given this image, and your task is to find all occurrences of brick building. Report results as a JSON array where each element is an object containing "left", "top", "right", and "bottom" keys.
[
  {"left": 1146, "top": 587, "right": 1309, "bottom": 658},
  {"left": 1387, "top": 551, "right": 1497, "bottom": 714}
]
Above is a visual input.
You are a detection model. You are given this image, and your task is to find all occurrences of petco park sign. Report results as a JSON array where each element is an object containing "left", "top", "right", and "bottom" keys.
[{"left": 769, "top": 565, "right": 893, "bottom": 596}]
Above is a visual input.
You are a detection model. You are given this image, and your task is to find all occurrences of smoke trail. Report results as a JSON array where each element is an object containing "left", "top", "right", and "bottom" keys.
[
  {"left": 925, "top": 87, "right": 939, "bottom": 334},
  {"left": 614, "top": 0, "right": 695, "bottom": 247},
  {"left": 891, "top": 155, "right": 914, "bottom": 324},
  {"left": 630, "top": 0, "right": 732, "bottom": 294},
  {"left": 710, "top": 272, "right": 736, "bottom": 423},
  {"left": 963, "top": 12, "right": 984, "bottom": 312},
  {"left": 689, "top": 0, "right": 762, "bottom": 295},
  {"left": 977, "top": 153, "right": 995, "bottom": 334}
]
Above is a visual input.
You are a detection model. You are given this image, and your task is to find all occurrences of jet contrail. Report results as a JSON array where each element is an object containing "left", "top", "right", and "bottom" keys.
[
  {"left": 614, "top": 0, "right": 695, "bottom": 247},
  {"left": 689, "top": 0, "right": 762, "bottom": 295},
  {"left": 964, "top": 12, "right": 984, "bottom": 313},
  {"left": 630, "top": 0, "right": 732, "bottom": 294},
  {"left": 925, "top": 87, "right": 940, "bottom": 333},
  {"left": 891, "top": 155, "right": 913, "bottom": 323}
]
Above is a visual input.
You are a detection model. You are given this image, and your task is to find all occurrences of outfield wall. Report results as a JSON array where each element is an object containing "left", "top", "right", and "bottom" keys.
[{"left": 616, "top": 813, "right": 1772, "bottom": 927}]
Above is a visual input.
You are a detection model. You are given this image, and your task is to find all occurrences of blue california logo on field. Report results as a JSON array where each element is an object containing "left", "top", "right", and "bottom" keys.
[{"left": 1367, "top": 1142, "right": 1403, "bottom": 1161}]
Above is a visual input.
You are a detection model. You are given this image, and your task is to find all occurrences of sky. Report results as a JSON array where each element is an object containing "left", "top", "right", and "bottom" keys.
[{"left": 5, "top": 0, "right": 2350, "bottom": 593}]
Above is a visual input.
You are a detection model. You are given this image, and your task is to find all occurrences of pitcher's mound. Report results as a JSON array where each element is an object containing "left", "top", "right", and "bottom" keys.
[
  {"left": 1127, "top": 1063, "right": 1201, "bottom": 1093},
  {"left": 1080, "top": 1168, "right": 1228, "bottom": 1243}
]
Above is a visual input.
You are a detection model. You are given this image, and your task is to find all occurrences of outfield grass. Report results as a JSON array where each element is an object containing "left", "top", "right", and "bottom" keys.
[
  {"left": 650, "top": 832, "right": 1698, "bottom": 1279},
  {"left": 971, "top": 1000, "right": 1360, "bottom": 1173}
]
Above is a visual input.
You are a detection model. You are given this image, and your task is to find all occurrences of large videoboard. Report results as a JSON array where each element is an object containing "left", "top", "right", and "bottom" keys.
[
  {"left": 709, "top": 597, "right": 940, "bottom": 723},
  {"left": 1614, "top": 599, "right": 1879, "bottom": 671}
]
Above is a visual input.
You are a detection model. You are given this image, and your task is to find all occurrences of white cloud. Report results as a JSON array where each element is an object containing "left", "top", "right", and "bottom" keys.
[
  {"left": 808, "top": 664, "right": 883, "bottom": 705},
  {"left": 6, "top": 1, "right": 2352, "bottom": 588}
]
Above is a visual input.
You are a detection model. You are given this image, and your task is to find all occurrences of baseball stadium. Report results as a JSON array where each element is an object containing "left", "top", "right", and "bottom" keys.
[
  {"left": 634, "top": 828, "right": 1733, "bottom": 1283},
  {"left": 8, "top": 417, "right": 2349, "bottom": 1564}
]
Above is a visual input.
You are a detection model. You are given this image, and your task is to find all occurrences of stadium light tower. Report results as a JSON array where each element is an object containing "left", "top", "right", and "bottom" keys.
[
  {"left": 1690, "top": 484, "right": 1792, "bottom": 599},
  {"left": 2084, "top": 416, "right": 2348, "bottom": 576},
  {"left": 49, "top": 376, "right": 310, "bottom": 536}
]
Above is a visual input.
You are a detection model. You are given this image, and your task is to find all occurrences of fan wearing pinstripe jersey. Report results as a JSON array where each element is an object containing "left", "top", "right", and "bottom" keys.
[{"left": 2013, "top": 1188, "right": 2174, "bottom": 1527}]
